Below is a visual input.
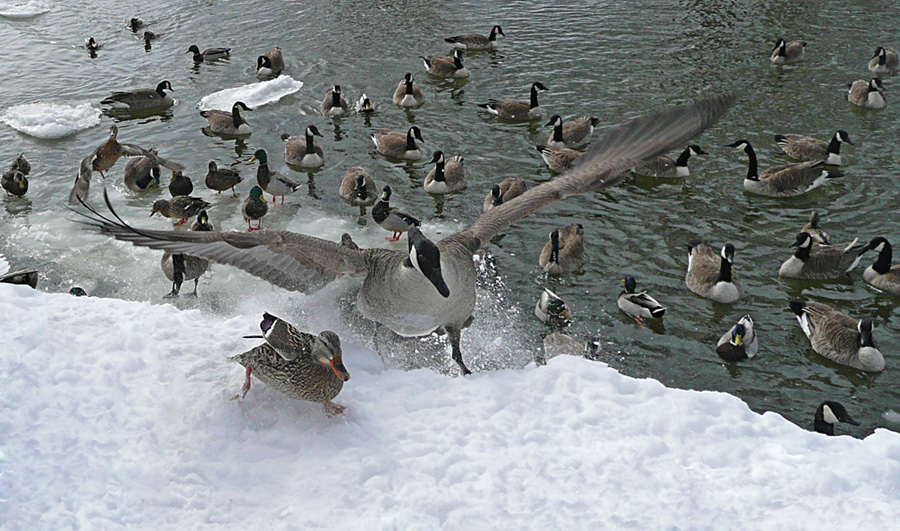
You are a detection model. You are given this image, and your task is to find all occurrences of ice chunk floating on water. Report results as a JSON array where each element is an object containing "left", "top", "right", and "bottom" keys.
[
  {"left": 0, "top": 0, "right": 50, "bottom": 18},
  {"left": 1, "top": 102, "right": 100, "bottom": 139},
  {"left": 197, "top": 76, "right": 303, "bottom": 111}
]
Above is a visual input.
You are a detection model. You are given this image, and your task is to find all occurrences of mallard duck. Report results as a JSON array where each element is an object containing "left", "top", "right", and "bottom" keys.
[
  {"left": 478, "top": 82, "right": 549, "bottom": 121},
  {"left": 243, "top": 186, "right": 268, "bottom": 231},
  {"left": 727, "top": 140, "right": 832, "bottom": 197},
  {"left": 168, "top": 170, "right": 193, "bottom": 197},
  {"left": 100, "top": 80, "right": 174, "bottom": 111},
  {"left": 252, "top": 149, "right": 300, "bottom": 205},
  {"left": 123, "top": 151, "right": 160, "bottom": 191},
  {"left": 686, "top": 241, "right": 744, "bottom": 304},
  {"left": 421, "top": 49, "right": 469, "bottom": 78},
  {"left": 424, "top": 151, "right": 466, "bottom": 194},
  {"left": 186, "top": 44, "right": 230, "bottom": 62},
  {"left": 161, "top": 210, "right": 212, "bottom": 298},
  {"left": 868, "top": 46, "right": 898, "bottom": 75},
  {"left": 814, "top": 401, "right": 859, "bottom": 435},
  {"left": 339, "top": 167, "right": 377, "bottom": 207},
  {"left": 860, "top": 237, "right": 900, "bottom": 295},
  {"left": 775, "top": 130, "right": 852, "bottom": 166},
  {"left": 545, "top": 115, "right": 600, "bottom": 148},
  {"left": 539, "top": 224, "right": 585, "bottom": 275},
  {"left": 256, "top": 47, "right": 284, "bottom": 77},
  {"left": 392, "top": 72, "right": 425, "bottom": 107},
  {"left": 536, "top": 144, "right": 582, "bottom": 173},
  {"left": 445, "top": 25, "right": 505, "bottom": 51},
  {"left": 779, "top": 232, "right": 867, "bottom": 280},
  {"left": 848, "top": 78, "right": 886, "bottom": 109},
  {"left": 483, "top": 177, "right": 526, "bottom": 211},
  {"left": 150, "top": 196, "right": 210, "bottom": 226},
  {"left": 1, "top": 170, "right": 27, "bottom": 197},
  {"left": 355, "top": 93, "right": 375, "bottom": 114},
  {"left": 617, "top": 275, "right": 666, "bottom": 324},
  {"left": 281, "top": 126, "right": 324, "bottom": 169},
  {"left": 85, "top": 37, "right": 100, "bottom": 54},
  {"left": 200, "top": 101, "right": 252, "bottom": 136},
  {"left": 632, "top": 145, "right": 706, "bottom": 179},
  {"left": 231, "top": 312, "right": 349, "bottom": 413},
  {"left": 716, "top": 315, "right": 757, "bottom": 361},
  {"left": 69, "top": 287, "right": 87, "bottom": 296},
  {"left": 320, "top": 85, "right": 350, "bottom": 117},
  {"left": 372, "top": 126, "right": 424, "bottom": 161},
  {"left": 535, "top": 288, "right": 572, "bottom": 330},
  {"left": 770, "top": 37, "right": 806, "bottom": 64},
  {"left": 801, "top": 211, "right": 830, "bottom": 245},
  {"left": 8, "top": 153, "right": 30, "bottom": 175},
  {"left": 789, "top": 299, "right": 884, "bottom": 372},
  {"left": 372, "top": 185, "right": 421, "bottom": 241},
  {"left": 205, "top": 161, "right": 241, "bottom": 197}
]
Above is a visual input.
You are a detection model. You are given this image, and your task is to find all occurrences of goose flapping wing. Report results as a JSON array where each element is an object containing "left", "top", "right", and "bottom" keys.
[{"left": 119, "top": 143, "right": 185, "bottom": 171}]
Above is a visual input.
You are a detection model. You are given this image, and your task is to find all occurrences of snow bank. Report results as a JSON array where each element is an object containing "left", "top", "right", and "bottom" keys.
[
  {"left": 0, "top": 1, "right": 49, "bottom": 18},
  {"left": 1, "top": 102, "right": 100, "bottom": 139},
  {"left": 2, "top": 285, "right": 899, "bottom": 529},
  {"left": 197, "top": 76, "right": 303, "bottom": 111}
]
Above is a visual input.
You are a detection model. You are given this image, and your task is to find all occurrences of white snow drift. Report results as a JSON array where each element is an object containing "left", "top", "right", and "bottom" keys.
[
  {"left": 1, "top": 102, "right": 100, "bottom": 139},
  {"left": 197, "top": 76, "right": 303, "bottom": 112}
]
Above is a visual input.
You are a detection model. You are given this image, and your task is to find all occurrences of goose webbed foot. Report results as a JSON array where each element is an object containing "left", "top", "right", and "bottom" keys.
[{"left": 163, "top": 281, "right": 180, "bottom": 299}]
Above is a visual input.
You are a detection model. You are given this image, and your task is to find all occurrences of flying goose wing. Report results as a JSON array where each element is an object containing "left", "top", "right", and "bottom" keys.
[
  {"left": 119, "top": 143, "right": 185, "bottom": 171},
  {"left": 460, "top": 94, "right": 735, "bottom": 246},
  {"left": 75, "top": 191, "right": 368, "bottom": 293}
]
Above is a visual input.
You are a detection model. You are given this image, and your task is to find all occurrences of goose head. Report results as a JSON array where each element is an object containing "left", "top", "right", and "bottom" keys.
[
  {"left": 835, "top": 130, "right": 852, "bottom": 144},
  {"left": 408, "top": 126, "right": 424, "bottom": 143},
  {"left": 544, "top": 114, "right": 563, "bottom": 128},
  {"left": 306, "top": 125, "right": 322, "bottom": 138},
  {"left": 407, "top": 227, "right": 450, "bottom": 298},
  {"left": 814, "top": 401, "right": 859, "bottom": 435}
]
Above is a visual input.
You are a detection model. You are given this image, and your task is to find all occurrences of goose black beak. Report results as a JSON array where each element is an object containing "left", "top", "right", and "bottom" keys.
[{"left": 426, "top": 269, "right": 450, "bottom": 298}]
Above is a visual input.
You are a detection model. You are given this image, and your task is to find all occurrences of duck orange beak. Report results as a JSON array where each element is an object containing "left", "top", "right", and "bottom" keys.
[{"left": 331, "top": 358, "right": 350, "bottom": 382}]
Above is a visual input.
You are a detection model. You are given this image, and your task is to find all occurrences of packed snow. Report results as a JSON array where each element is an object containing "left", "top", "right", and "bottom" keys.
[
  {"left": 197, "top": 76, "right": 303, "bottom": 112},
  {"left": 2, "top": 284, "right": 899, "bottom": 529},
  {"left": 0, "top": 0, "right": 49, "bottom": 18},
  {"left": 0, "top": 102, "right": 100, "bottom": 139}
]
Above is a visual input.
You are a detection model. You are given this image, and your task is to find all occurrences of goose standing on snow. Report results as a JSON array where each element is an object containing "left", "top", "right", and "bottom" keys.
[
  {"left": 282, "top": 126, "right": 324, "bottom": 169},
  {"left": 686, "top": 241, "right": 744, "bottom": 304},
  {"left": 478, "top": 82, "right": 549, "bottom": 121},
  {"left": 770, "top": 37, "right": 806, "bottom": 64},
  {"left": 814, "top": 401, "right": 859, "bottom": 436},
  {"left": 186, "top": 44, "right": 230, "bottom": 62},
  {"left": 372, "top": 185, "right": 421, "bottom": 241},
  {"left": 483, "top": 177, "right": 526, "bottom": 211},
  {"left": 392, "top": 73, "right": 425, "bottom": 107},
  {"left": 421, "top": 49, "right": 469, "bottom": 78},
  {"left": 716, "top": 314, "right": 758, "bottom": 361},
  {"left": 632, "top": 145, "right": 706, "bottom": 179},
  {"left": 789, "top": 300, "right": 884, "bottom": 372},
  {"left": 445, "top": 25, "right": 505, "bottom": 51},
  {"left": 848, "top": 78, "right": 886, "bottom": 109},
  {"left": 539, "top": 224, "right": 585, "bottom": 275},
  {"left": 727, "top": 140, "right": 832, "bottom": 197},
  {"left": 320, "top": 85, "right": 350, "bottom": 117},
  {"left": 161, "top": 210, "right": 212, "bottom": 298},
  {"left": 860, "top": 237, "right": 900, "bottom": 295},
  {"left": 372, "top": 126, "right": 424, "bottom": 161},
  {"left": 536, "top": 144, "right": 582, "bottom": 173},
  {"left": 424, "top": 151, "right": 466, "bottom": 194},
  {"left": 256, "top": 47, "right": 284, "bottom": 77},
  {"left": 205, "top": 161, "right": 242, "bottom": 197},
  {"left": 545, "top": 115, "right": 600, "bottom": 148},
  {"left": 868, "top": 46, "right": 898, "bottom": 75},
  {"left": 200, "top": 101, "right": 252, "bottom": 136},
  {"left": 779, "top": 232, "right": 867, "bottom": 280},
  {"left": 801, "top": 211, "right": 831, "bottom": 245},
  {"left": 339, "top": 167, "right": 377, "bottom": 209},
  {"left": 775, "top": 130, "right": 852, "bottom": 166},
  {"left": 100, "top": 80, "right": 174, "bottom": 111},
  {"left": 252, "top": 149, "right": 300, "bottom": 205},
  {"left": 617, "top": 275, "right": 666, "bottom": 324}
]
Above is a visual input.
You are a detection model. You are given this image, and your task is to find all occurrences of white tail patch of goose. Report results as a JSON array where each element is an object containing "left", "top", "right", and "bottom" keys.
[{"left": 822, "top": 404, "right": 839, "bottom": 425}]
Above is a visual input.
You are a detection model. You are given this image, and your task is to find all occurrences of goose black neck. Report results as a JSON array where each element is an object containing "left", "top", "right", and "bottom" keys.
[
  {"left": 813, "top": 410, "right": 834, "bottom": 435},
  {"left": 405, "top": 79, "right": 414, "bottom": 95},
  {"left": 718, "top": 256, "right": 733, "bottom": 283},
  {"left": 744, "top": 145, "right": 759, "bottom": 180},
  {"left": 676, "top": 147, "right": 692, "bottom": 167},
  {"left": 550, "top": 233, "right": 560, "bottom": 264},
  {"left": 453, "top": 54, "right": 464, "bottom": 70},
  {"left": 331, "top": 91, "right": 341, "bottom": 107},
  {"left": 859, "top": 327, "right": 875, "bottom": 348},
  {"left": 489, "top": 27, "right": 498, "bottom": 40},
  {"left": 433, "top": 160, "right": 446, "bottom": 181},
  {"left": 530, "top": 85, "right": 540, "bottom": 109},
  {"left": 356, "top": 178, "right": 368, "bottom": 200},
  {"left": 827, "top": 135, "right": 842, "bottom": 155},
  {"left": 406, "top": 131, "right": 418, "bottom": 151},
  {"left": 873, "top": 241, "right": 893, "bottom": 274},
  {"left": 232, "top": 106, "right": 244, "bottom": 128},
  {"left": 552, "top": 122, "right": 563, "bottom": 142},
  {"left": 305, "top": 131, "right": 316, "bottom": 155}
]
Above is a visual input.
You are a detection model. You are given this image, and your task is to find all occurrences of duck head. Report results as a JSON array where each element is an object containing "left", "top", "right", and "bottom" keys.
[{"left": 250, "top": 149, "right": 268, "bottom": 164}]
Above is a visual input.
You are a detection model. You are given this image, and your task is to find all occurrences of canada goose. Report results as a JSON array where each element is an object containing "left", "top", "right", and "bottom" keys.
[
  {"left": 868, "top": 46, "right": 899, "bottom": 75},
  {"left": 372, "top": 185, "right": 421, "bottom": 241},
  {"left": 392, "top": 73, "right": 425, "bottom": 107},
  {"left": 339, "top": 167, "right": 377, "bottom": 207},
  {"left": 478, "top": 82, "right": 549, "bottom": 121},
  {"left": 320, "top": 85, "right": 350, "bottom": 117},
  {"left": 770, "top": 37, "right": 806, "bottom": 64},
  {"left": 123, "top": 151, "right": 160, "bottom": 192},
  {"left": 1, "top": 170, "right": 27, "bottom": 197},
  {"left": 536, "top": 144, "right": 582, "bottom": 173},
  {"left": 716, "top": 314, "right": 758, "bottom": 361},
  {"left": 85, "top": 37, "right": 100, "bottom": 53},
  {"left": 251, "top": 149, "right": 300, "bottom": 205},
  {"left": 356, "top": 93, "right": 375, "bottom": 114},
  {"left": 186, "top": 44, "right": 230, "bottom": 62},
  {"left": 789, "top": 300, "right": 884, "bottom": 372},
  {"left": 231, "top": 313, "right": 349, "bottom": 414},
  {"left": 205, "top": 161, "right": 241, "bottom": 197},
  {"left": 143, "top": 31, "right": 157, "bottom": 44},
  {"left": 200, "top": 101, "right": 252, "bottom": 136},
  {"left": 243, "top": 186, "right": 268, "bottom": 231},
  {"left": 686, "top": 241, "right": 744, "bottom": 304},
  {"left": 801, "top": 211, "right": 831, "bottom": 245},
  {"left": 76, "top": 94, "right": 735, "bottom": 376},
  {"left": 421, "top": 49, "right": 469, "bottom": 78},
  {"left": 860, "top": 237, "right": 900, "bottom": 295},
  {"left": 256, "top": 47, "right": 284, "bottom": 77},
  {"left": 282, "top": 126, "right": 324, "bottom": 169},
  {"left": 445, "top": 25, "right": 505, "bottom": 51},
  {"left": 779, "top": 232, "right": 867, "bottom": 280},
  {"left": 424, "top": 151, "right": 466, "bottom": 194},
  {"left": 617, "top": 275, "right": 666, "bottom": 324},
  {"left": 535, "top": 288, "right": 572, "bottom": 330},
  {"left": 539, "top": 224, "right": 585, "bottom": 275},
  {"left": 161, "top": 210, "right": 212, "bottom": 298},
  {"left": 632, "top": 145, "right": 706, "bottom": 179},
  {"left": 775, "top": 130, "right": 852, "bottom": 166},
  {"left": 100, "top": 80, "right": 174, "bottom": 111},
  {"left": 8, "top": 153, "right": 30, "bottom": 175},
  {"left": 372, "top": 126, "right": 424, "bottom": 161},
  {"left": 483, "top": 177, "right": 526, "bottom": 211},
  {"left": 150, "top": 196, "right": 210, "bottom": 226},
  {"left": 545, "top": 115, "right": 600, "bottom": 148},
  {"left": 0, "top": 266, "right": 38, "bottom": 288},
  {"left": 727, "top": 140, "right": 831, "bottom": 197},
  {"left": 128, "top": 17, "right": 143, "bottom": 31},
  {"left": 848, "top": 78, "right": 886, "bottom": 109},
  {"left": 168, "top": 170, "right": 193, "bottom": 197},
  {"left": 814, "top": 401, "right": 859, "bottom": 436}
]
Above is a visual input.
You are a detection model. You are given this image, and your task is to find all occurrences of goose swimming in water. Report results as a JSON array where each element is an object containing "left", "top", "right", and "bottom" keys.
[
  {"left": 789, "top": 300, "right": 884, "bottom": 372},
  {"left": 814, "top": 401, "right": 859, "bottom": 436}
]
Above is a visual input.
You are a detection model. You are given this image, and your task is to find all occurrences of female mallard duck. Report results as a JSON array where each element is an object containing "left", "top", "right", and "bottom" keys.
[
  {"left": 1, "top": 170, "right": 27, "bottom": 197},
  {"left": 539, "top": 224, "right": 585, "bottom": 275},
  {"left": 537, "top": 144, "right": 582, "bottom": 173},
  {"left": 205, "top": 161, "right": 241, "bottom": 197},
  {"left": 421, "top": 49, "right": 469, "bottom": 78},
  {"left": 775, "top": 130, "right": 852, "bottom": 166},
  {"left": 686, "top": 241, "right": 744, "bottom": 304},
  {"left": 372, "top": 185, "right": 421, "bottom": 241},
  {"left": 320, "top": 85, "right": 350, "bottom": 117},
  {"left": 814, "top": 401, "right": 859, "bottom": 435},
  {"left": 282, "top": 126, "right": 324, "bottom": 169},
  {"left": 632, "top": 145, "right": 706, "bottom": 179},
  {"left": 424, "top": 151, "right": 465, "bottom": 194},
  {"left": 100, "top": 80, "right": 174, "bottom": 111},
  {"left": 727, "top": 140, "right": 832, "bottom": 197},
  {"left": 168, "top": 170, "right": 193, "bottom": 197},
  {"left": 545, "top": 115, "right": 599, "bottom": 148},
  {"left": 617, "top": 275, "right": 666, "bottom": 324},
  {"left": 801, "top": 211, "right": 830, "bottom": 245},
  {"left": 848, "top": 78, "right": 886, "bottom": 109},
  {"left": 251, "top": 149, "right": 300, "bottom": 205},
  {"left": 339, "top": 167, "right": 377, "bottom": 207},
  {"left": 478, "top": 82, "right": 549, "bottom": 121},
  {"left": 8, "top": 153, "right": 30, "bottom": 175},
  {"left": 231, "top": 312, "right": 349, "bottom": 414},
  {"left": 161, "top": 210, "right": 212, "bottom": 298},
  {"left": 201, "top": 101, "right": 252, "bottom": 136},
  {"left": 123, "top": 150, "right": 160, "bottom": 191},
  {"left": 392, "top": 72, "right": 425, "bottom": 107},
  {"left": 186, "top": 44, "right": 230, "bottom": 62},
  {"left": 483, "top": 177, "right": 526, "bottom": 211},
  {"left": 445, "top": 25, "right": 505, "bottom": 51},
  {"left": 256, "top": 47, "right": 284, "bottom": 77},
  {"left": 789, "top": 299, "right": 884, "bottom": 372},
  {"left": 779, "top": 232, "right": 867, "bottom": 280},
  {"left": 868, "top": 47, "right": 898, "bottom": 75},
  {"left": 372, "top": 126, "right": 424, "bottom": 161},
  {"left": 716, "top": 314, "right": 758, "bottom": 361},
  {"left": 356, "top": 93, "right": 375, "bottom": 114},
  {"left": 770, "top": 37, "right": 806, "bottom": 64},
  {"left": 243, "top": 186, "right": 268, "bottom": 231},
  {"left": 150, "top": 196, "right": 210, "bottom": 226},
  {"left": 860, "top": 237, "right": 900, "bottom": 295},
  {"left": 535, "top": 288, "right": 572, "bottom": 329}
]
